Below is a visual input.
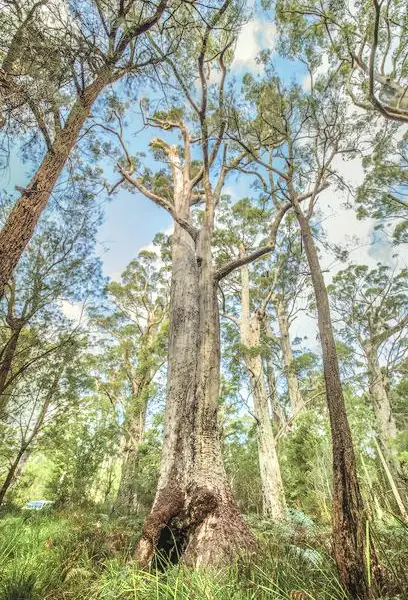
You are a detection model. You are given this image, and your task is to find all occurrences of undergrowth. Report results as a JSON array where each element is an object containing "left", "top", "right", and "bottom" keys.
[{"left": 0, "top": 509, "right": 406, "bottom": 600}]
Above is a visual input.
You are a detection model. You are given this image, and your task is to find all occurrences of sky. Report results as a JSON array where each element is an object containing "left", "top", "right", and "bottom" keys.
[{"left": 1, "top": 9, "right": 407, "bottom": 341}]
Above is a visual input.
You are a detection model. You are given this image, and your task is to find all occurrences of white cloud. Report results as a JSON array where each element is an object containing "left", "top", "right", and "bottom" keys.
[
  {"left": 301, "top": 54, "right": 330, "bottom": 90},
  {"left": 233, "top": 19, "right": 276, "bottom": 73},
  {"left": 60, "top": 300, "right": 86, "bottom": 325}
]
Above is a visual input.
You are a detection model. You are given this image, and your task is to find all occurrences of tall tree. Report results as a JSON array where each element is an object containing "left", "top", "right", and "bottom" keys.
[
  {"left": 329, "top": 265, "right": 408, "bottom": 464},
  {"left": 0, "top": 0, "right": 172, "bottom": 298},
  {"left": 102, "top": 2, "right": 294, "bottom": 565},
  {"left": 92, "top": 249, "right": 169, "bottom": 515},
  {"left": 217, "top": 198, "right": 286, "bottom": 519},
  {"left": 269, "top": 227, "right": 308, "bottom": 418},
  {"left": 235, "top": 74, "right": 379, "bottom": 598}
]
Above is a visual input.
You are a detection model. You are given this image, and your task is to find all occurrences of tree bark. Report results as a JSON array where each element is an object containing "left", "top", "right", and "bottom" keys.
[
  {"left": 240, "top": 261, "right": 285, "bottom": 519},
  {"left": 0, "top": 325, "right": 22, "bottom": 416},
  {"left": 136, "top": 170, "right": 255, "bottom": 567},
  {"left": 364, "top": 342, "right": 407, "bottom": 515},
  {"left": 364, "top": 342, "right": 397, "bottom": 445},
  {"left": 275, "top": 297, "right": 304, "bottom": 416},
  {"left": 0, "top": 71, "right": 112, "bottom": 299},
  {"left": 0, "top": 448, "right": 25, "bottom": 504},
  {"left": 293, "top": 201, "right": 376, "bottom": 600},
  {"left": 114, "top": 393, "right": 147, "bottom": 514}
]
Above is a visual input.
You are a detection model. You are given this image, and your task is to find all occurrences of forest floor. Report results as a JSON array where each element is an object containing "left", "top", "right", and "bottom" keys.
[{"left": 0, "top": 508, "right": 406, "bottom": 600}]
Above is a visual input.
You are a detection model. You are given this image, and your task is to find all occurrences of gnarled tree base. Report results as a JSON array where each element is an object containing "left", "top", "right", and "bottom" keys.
[{"left": 136, "top": 482, "right": 257, "bottom": 569}]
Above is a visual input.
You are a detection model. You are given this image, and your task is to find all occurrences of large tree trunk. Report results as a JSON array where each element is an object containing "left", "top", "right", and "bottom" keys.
[
  {"left": 240, "top": 262, "right": 285, "bottom": 519},
  {"left": 0, "top": 71, "right": 111, "bottom": 299},
  {"left": 293, "top": 202, "right": 376, "bottom": 600},
  {"left": 275, "top": 297, "right": 304, "bottom": 416},
  {"left": 136, "top": 177, "right": 255, "bottom": 567},
  {"left": 114, "top": 396, "right": 147, "bottom": 514}
]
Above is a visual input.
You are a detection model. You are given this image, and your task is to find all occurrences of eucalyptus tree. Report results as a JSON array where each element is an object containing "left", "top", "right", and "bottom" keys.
[
  {"left": 356, "top": 127, "right": 408, "bottom": 244},
  {"left": 0, "top": 332, "right": 84, "bottom": 504},
  {"left": 329, "top": 265, "right": 408, "bottom": 458},
  {"left": 0, "top": 0, "right": 179, "bottom": 299},
  {"left": 234, "top": 73, "right": 379, "bottom": 598},
  {"left": 268, "top": 222, "right": 309, "bottom": 418},
  {"left": 275, "top": 0, "right": 408, "bottom": 122},
  {"left": 92, "top": 248, "right": 169, "bottom": 515},
  {"left": 38, "top": 354, "right": 120, "bottom": 506},
  {"left": 0, "top": 189, "right": 102, "bottom": 419},
  {"left": 216, "top": 197, "right": 286, "bottom": 520},
  {"left": 101, "top": 0, "right": 297, "bottom": 566}
]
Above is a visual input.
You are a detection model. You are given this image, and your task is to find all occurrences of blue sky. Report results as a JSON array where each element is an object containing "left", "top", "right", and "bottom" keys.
[
  {"left": 0, "top": 10, "right": 311, "bottom": 285},
  {"left": 1, "top": 10, "right": 406, "bottom": 341}
]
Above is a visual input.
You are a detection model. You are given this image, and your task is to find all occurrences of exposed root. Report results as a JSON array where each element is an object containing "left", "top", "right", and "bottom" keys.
[{"left": 136, "top": 483, "right": 257, "bottom": 569}]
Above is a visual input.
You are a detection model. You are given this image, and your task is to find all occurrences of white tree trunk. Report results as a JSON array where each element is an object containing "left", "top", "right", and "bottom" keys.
[
  {"left": 365, "top": 342, "right": 397, "bottom": 444},
  {"left": 115, "top": 396, "right": 147, "bottom": 514},
  {"left": 275, "top": 297, "right": 304, "bottom": 416},
  {"left": 240, "top": 261, "right": 285, "bottom": 520}
]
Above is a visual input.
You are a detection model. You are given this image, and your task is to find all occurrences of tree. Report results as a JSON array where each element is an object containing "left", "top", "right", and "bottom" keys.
[
  {"left": 0, "top": 0, "right": 172, "bottom": 298},
  {"left": 0, "top": 189, "right": 101, "bottom": 419},
  {"left": 101, "top": 1, "right": 297, "bottom": 566},
  {"left": 217, "top": 198, "right": 286, "bottom": 519},
  {"left": 329, "top": 264, "right": 408, "bottom": 513},
  {"left": 40, "top": 359, "right": 120, "bottom": 507},
  {"left": 269, "top": 225, "right": 308, "bottom": 418},
  {"left": 275, "top": 0, "right": 408, "bottom": 122},
  {"left": 356, "top": 128, "right": 408, "bottom": 244},
  {"left": 236, "top": 74, "right": 378, "bottom": 598},
  {"left": 0, "top": 336, "right": 83, "bottom": 503},
  {"left": 92, "top": 248, "right": 169, "bottom": 515}
]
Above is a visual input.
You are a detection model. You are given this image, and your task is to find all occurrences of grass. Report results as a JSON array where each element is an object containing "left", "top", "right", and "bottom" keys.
[{"left": 0, "top": 509, "right": 406, "bottom": 600}]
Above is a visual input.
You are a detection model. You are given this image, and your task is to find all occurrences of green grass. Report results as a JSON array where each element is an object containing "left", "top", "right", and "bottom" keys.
[{"left": 0, "top": 510, "right": 406, "bottom": 600}]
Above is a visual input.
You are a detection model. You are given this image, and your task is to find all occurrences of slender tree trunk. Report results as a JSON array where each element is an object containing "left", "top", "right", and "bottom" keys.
[
  {"left": 364, "top": 342, "right": 398, "bottom": 445},
  {"left": 240, "top": 262, "right": 285, "bottom": 519},
  {"left": 115, "top": 397, "right": 147, "bottom": 514},
  {"left": 275, "top": 297, "right": 304, "bottom": 416},
  {"left": 0, "top": 448, "right": 25, "bottom": 504},
  {"left": 293, "top": 202, "right": 376, "bottom": 600},
  {"left": 264, "top": 353, "right": 281, "bottom": 423},
  {"left": 0, "top": 326, "right": 22, "bottom": 416},
  {"left": 136, "top": 178, "right": 255, "bottom": 566},
  {"left": 373, "top": 437, "right": 408, "bottom": 521},
  {"left": 0, "top": 366, "right": 63, "bottom": 503},
  {"left": 0, "top": 71, "right": 111, "bottom": 299},
  {"left": 363, "top": 343, "right": 407, "bottom": 512}
]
